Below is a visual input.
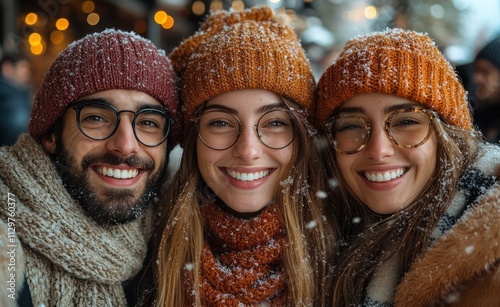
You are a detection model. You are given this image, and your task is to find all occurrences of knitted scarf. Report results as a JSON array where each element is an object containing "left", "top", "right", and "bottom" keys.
[
  {"left": 363, "top": 143, "right": 500, "bottom": 306},
  {"left": 196, "top": 200, "right": 287, "bottom": 306},
  {"left": 0, "top": 134, "right": 153, "bottom": 306}
]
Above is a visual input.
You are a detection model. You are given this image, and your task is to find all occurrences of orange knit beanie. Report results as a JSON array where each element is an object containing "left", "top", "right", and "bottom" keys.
[
  {"left": 169, "top": 6, "right": 315, "bottom": 126},
  {"left": 316, "top": 28, "right": 472, "bottom": 130}
]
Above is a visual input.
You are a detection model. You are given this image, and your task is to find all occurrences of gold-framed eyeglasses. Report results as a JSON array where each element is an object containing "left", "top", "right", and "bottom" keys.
[
  {"left": 192, "top": 108, "right": 297, "bottom": 151},
  {"left": 72, "top": 100, "right": 174, "bottom": 147},
  {"left": 323, "top": 106, "right": 438, "bottom": 154}
]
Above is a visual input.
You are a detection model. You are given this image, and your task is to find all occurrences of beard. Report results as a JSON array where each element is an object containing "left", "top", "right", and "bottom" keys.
[{"left": 53, "top": 137, "right": 166, "bottom": 225}]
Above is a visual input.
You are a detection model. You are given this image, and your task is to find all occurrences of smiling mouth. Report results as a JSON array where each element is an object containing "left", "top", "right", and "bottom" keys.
[
  {"left": 364, "top": 168, "right": 406, "bottom": 182},
  {"left": 95, "top": 166, "right": 140, "bottom": 179},
  {"left": 226, "top": 169, "right": 270, "bottom": 181}
]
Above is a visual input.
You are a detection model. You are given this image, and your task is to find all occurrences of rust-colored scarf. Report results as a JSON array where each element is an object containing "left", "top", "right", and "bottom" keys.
[{"left": 197, "top": 200, "right": 287, "bottom": 306}]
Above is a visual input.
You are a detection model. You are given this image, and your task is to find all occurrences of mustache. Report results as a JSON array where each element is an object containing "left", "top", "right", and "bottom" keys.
[{"left": 81, "top": 152, "right": 154, "bottom": 170}]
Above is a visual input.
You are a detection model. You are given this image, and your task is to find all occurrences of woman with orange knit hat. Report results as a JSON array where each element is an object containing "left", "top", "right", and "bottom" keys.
[
  {"left": 316, "top": 28, "right": 500, "bottom": 306},
  {"left": 139, "top": 6, "right": 336, "bottom": 306}
]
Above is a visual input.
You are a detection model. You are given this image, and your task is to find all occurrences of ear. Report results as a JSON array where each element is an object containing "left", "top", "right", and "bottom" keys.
[{"left": 41, "top": 133, "right": 57, "bottom": 154}]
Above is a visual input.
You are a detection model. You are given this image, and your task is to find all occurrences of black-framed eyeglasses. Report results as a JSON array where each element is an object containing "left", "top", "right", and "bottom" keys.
[
  {"left": 192, "top": 108, "right": 297, "bottom": 151},
  {"left": 72, "top": 100, "right": 174, "bottom": 147},
  {"left": 323, "top": 106, "right": 438, "bottom": 154}
]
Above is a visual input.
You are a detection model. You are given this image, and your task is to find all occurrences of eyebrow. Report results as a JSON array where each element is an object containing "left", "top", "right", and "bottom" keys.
[
  {"left": 75, "top": 98, "right": 164, "bottom": 111},
  {"left": 203, "top": 102, "right": 285, "bottom": 115},
  {"left": 334, "top": 102, "right": 421, "bottom": 116}
]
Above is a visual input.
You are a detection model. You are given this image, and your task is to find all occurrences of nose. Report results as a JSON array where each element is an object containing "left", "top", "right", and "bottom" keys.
[
  {"left": 106, "top": 116, "right": 140, "bottom": 156},
  {"left": 232, "top": 126, "right": 262, "bottom": 160},
  {"left": 363, "top": 126, "right": 394, "bottom": 160}
]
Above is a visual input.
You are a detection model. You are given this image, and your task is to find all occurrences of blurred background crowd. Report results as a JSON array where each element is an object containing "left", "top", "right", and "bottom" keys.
[{"left": 1, "top": 0, "right": 500, "bottom": 145}]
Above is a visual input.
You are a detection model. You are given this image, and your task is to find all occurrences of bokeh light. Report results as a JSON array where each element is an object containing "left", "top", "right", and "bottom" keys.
[
  {"left": 28, "top": 32, "right": 42, "bottom": 46},
  {"left": 231, "top": 0, "right": 244, "bottom": 11},
  {"left": 50, "top": 31, "right": 65, "bottom": 44},
  {"left": 30, "top": 41, "right": 45, "bottom": 55},
  {"left": 25, "top": 13, "right": 38, "bottom": 25},
  {"left": 209, "top": 0, "right": 223, "bottom": 11},
  {"left": 192, "top": 1, "right": 205, "bottom": 15},
  {"left": 134, "top": 20, "right": 147, "bottom": 34},
  {"left": 154, "top": 10, "right": 168, "bottom": 24},
  {"left": 82, "top": 1, "right": 95, "bottom": 14},
  {"left": 161, "top": 16, "right": 175, "bottom": 29},
  {"left": 364, "top": 6, "right": 377, "bottom": 19},
  {"left": 87, "top": 13, "right": 100, "bottom": 26},
  {"left": 55, "top": 18, "right": 69, "bottom": 31}
]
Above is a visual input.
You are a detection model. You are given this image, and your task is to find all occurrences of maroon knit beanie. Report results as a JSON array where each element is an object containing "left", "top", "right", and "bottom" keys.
[{"left": 28, "top": 29, "right": 181, "bottom": 149}]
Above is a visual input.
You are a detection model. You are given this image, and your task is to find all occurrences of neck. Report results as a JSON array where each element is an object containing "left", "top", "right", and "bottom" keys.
[{"left": 215, "top": 196, "right": 269, "bottom": 219}]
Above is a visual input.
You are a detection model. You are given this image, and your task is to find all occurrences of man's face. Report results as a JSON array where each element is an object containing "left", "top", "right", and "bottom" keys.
[
  {"left": 42, "top": 89, "right": 168, "bottom": 225},
  {"left": 474, "top": 59, "right": 500, "bottom": 103}
]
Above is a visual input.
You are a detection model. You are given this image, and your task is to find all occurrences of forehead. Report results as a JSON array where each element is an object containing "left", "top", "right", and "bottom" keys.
[
  {"left": 474, "top": 59, "right": 500, "bottom": 74},
  {"left": 339, "top": 93, "right": 419, "bottom": 113},
  {"left": 75, "top": 89, "right": 161, "bottom": 109},
  {"left": 205, "top": 89, "right": 282, "bottom": 112}
]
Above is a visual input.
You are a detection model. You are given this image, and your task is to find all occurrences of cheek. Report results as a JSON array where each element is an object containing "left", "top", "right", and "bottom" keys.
[
  {"left": 149, "top": 145, "right": 168, "bottom": 170},
  {"left": 196, "top": 140, "right": 209, "bottom": 166},
  {"left": 62, "top": 131, "right": 94, "bottom": 163},
  {"left": 408, "top": 141, "right": 437, "bottom": 183},
  {"left": 196, "top": 141, "right": 218, "bottom": 180},
  {"left": 277, "top": 146, "right": 295, "bottom": 175},
  {"left": 335, "top": 154, "right": 353, "bottom": 180}
]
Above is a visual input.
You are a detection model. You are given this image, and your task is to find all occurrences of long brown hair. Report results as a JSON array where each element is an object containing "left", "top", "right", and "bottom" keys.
[
  {"left": 146, "top": 97, "right": 336, "bottom": 306},
  {"left": 324, "top": 118, "right": 482, "bottom": 306}
]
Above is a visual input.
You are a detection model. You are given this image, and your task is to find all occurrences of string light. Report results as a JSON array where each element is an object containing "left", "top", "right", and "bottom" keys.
[
  {"left": 364, "top": 6, "right": 377, "bottom": 19},
  {"left": 192, "top": 1, "right": 205, "bottom": 15},
  {"left": 161, "top": 16, "right": 174, "bottom": 29},
  {"left": 50, "top": 31, "right": 65, "bottom": 44},
  {"left": 210, "top": 0, "right": 223, "bottom": 11},
  {"left": 55, "top": 18, "right": 69, "bottom": 31},
  {"left": 231, "top": 0, "right": 244, "bottom": 11},
  {"left": 154, "top": 11, "right": 168, "bottom": 24},
  {"left": 28, "top": 33, "right": 42, "bottom": 46},
  {"left": 134, "top": 20, "right": 147, "bottom": 34},
  {"left": 82, "top": 1, "right": 95, "bottom": 13},
  {"left": 31, "top": 42, "right": 44, "bottom": 55},
  {"left": 25, "top": 13, "right": 38, "bottom": 26},
  {"left": 87, "top": 12, "right": 100, "bottom": 26}
]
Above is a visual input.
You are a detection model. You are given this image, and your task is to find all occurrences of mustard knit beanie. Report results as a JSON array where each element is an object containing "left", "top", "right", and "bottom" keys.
[
  {"left": 316, "top": 28, "right": 472, "bottom": 130},
  {"left": 169, "top": 6, "right": 315, "bottom": 126},
  {"left": 29, "top": 29, "right": 181, "bottom": 147}
]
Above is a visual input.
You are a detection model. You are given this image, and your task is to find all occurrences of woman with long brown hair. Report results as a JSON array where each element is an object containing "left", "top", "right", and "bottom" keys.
[
  {"left": 316, "top": 28, "right": 500, "bottom": 306},
  {"left": 140, "top": 6, "right": 336, "bottom": 306}
]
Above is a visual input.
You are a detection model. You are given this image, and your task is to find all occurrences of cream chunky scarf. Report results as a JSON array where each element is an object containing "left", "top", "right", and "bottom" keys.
[{"left": 0, "top": 134, "right": 153, "bottom": 306}]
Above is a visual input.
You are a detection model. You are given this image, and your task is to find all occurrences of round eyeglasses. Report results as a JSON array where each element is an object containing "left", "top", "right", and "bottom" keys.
[
  {"left": 72, "top": 101, "right": 174, "bottom": 147},
  {"left": 324, "top": 106, "right": 438, "bottom": 154},
  {"left": 193, "top": 108, "right": 297, "bottom": 151}
]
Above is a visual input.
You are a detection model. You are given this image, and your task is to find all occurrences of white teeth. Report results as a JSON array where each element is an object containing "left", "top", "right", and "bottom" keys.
[
  {"left": 96, "top": 166, "right": 139, "bottom": 179},
  {"left": 364, "top": 168, "right": 405, "bottom": 182},
  {"left": 227, "top": 169, "right": 270, "bottom": 181}
]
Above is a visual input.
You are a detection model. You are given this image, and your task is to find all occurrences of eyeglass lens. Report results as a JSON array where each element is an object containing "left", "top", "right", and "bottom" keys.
[
  {"left": 197, "top": 109, "right": 295, "bottom": 150},
  {"left": 76, "top": 103, "right": 171, "bottom": 147},
  {"left": 330, "top": 109, "right": 432, "bottom": 154}
]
